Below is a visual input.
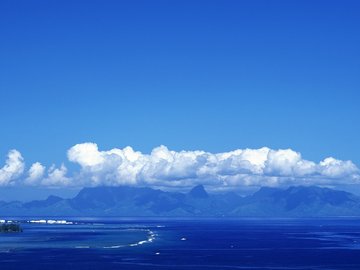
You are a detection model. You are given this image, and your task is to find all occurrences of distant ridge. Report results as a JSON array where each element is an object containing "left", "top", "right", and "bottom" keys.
[{"left": 1, "top": 185, "right": 360, "bottom": 217}]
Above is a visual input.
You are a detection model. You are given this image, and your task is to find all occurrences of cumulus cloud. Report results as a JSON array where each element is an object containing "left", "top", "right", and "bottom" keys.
[
  {"left": 0, "top": 144, "right": 359, "bottom": 189},
  {"left": 68, "top": 143, "right": 104, "bottom": 167},
  {"left": 66, "top": 143, "right": 360, "bottom": 189},
  {"left": 24, "top": 162, "right": 70, "bottom": 186},
  {"left": 320, "top": 157, "right": 359, "bottom": 178},
  {"left": 41, "top": 164, "right": 70, "bottom": 186},
  {"left": 0, "top": 150, "right": 25, "bottom": 186},
  {"left": 264, "top": 149, "right": 317, "bottom": 177},
  {"left": 25, "top": 162, "right": 46, "bottom": 185}
]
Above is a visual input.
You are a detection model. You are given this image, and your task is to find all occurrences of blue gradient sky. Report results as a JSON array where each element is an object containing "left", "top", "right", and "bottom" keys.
[{"left": 0, "top": 0, "right": 359, "bottom": 170}]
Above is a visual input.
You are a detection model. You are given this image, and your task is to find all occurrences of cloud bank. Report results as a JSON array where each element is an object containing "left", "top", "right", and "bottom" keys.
[{"left": 1, "top": 143, "right": 359, "bottom": 189}]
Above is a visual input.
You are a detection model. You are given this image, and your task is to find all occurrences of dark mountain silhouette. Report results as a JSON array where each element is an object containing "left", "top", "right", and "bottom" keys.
[
  {"left": 188, "top": 185, "right": 209, "bottom": 199},
  {"left": 0, "top": 185, "right": 360, "bottom": 217},
  {"left": 232, "top": 186, "right": 360, "bottom": 217},
  {"left": 23, "top": 195, "right": 63, "bottom": 208}
]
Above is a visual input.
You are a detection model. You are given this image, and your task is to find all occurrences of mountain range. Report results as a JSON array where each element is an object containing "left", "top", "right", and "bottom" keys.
[{"left": 1, "top": 185, "right": 360, "bottom": 217}]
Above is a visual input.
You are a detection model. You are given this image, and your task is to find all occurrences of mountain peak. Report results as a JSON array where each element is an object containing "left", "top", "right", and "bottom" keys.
[{"left": 189, "top": 185, "right": 208, "bottom": 199}]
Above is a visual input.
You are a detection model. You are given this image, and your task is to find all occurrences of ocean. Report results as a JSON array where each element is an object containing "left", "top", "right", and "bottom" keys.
[{"left": 1, "top": 218, "right": 360, "bottom": 269}]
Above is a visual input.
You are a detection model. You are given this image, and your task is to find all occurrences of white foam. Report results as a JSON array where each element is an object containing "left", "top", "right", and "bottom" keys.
[
  {"left": 28, "top": 219, "right": 73, "bottom": 225},
  {"left": 103, "top": 245, "right": 123, "bottom": 249},
  {"left": 129, "top": 229, "right": 157, "bottom": 247},
  {"left": 47, "top": 220, "right": 58, "bottom": 224},
  {"left": 29, "top": 220, "right": 46, "bottom": 224},
  {"left": 181, "top": 237, "right": 187, "bottom": 241}
]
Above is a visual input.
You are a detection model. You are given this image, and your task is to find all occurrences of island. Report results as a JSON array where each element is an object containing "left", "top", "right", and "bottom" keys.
[{"left": 0, "top": 223, "right": 23, "bottom": 233}]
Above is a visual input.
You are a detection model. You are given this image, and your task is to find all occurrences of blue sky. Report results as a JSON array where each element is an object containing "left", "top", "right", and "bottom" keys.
[{"left": 0, "top": 1, "right": 359, "bottom": 199}]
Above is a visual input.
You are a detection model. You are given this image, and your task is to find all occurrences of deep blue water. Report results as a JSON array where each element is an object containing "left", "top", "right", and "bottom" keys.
[{"left": 2, "top": 218, "right": 360, "bottom": 269}]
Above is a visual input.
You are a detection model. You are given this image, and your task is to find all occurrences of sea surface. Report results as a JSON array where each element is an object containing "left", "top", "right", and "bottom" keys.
[{"left": 1, "top": 217, "right": 360, "bottom": 269}]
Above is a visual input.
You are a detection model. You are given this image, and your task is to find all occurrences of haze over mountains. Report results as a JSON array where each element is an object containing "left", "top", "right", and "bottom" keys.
[{"left": 1, "top": 185, "right": 360, "bottom": 217}]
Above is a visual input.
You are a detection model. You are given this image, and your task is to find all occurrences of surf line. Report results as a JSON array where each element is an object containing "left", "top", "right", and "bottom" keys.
[{"left": 129, "top": 229, "right": 157, "bottom": 247}]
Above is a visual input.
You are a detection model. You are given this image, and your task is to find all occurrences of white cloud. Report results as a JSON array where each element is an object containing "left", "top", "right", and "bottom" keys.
[
  {"left": 25, "top": 162, "right": 46, "bottom": 185},
  {"left": 25, "top": 163, "right": 70, "bottom": 187},
  {"left": 66, "top": 143, "right": 360, "bottom": 189},
  {"left": 264, "top": 149, "right": 316, "bottom": 176},
  {"left": 67, "top": 143, "right": 104, "bottom": 167},
  {"left": 1, "top": 144, "right": 359, "bottom": 189},
  {"left": 320, "top": 157, "right": 359, "bottom": 178},
  {"left": 0, "top": 150, "right": 25, "bottom": 186},
  {"left": 41, "top": 164, "right": 70, "bottom": 186}
]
